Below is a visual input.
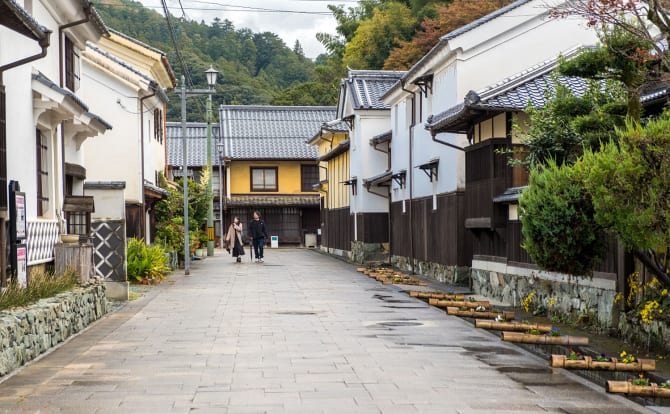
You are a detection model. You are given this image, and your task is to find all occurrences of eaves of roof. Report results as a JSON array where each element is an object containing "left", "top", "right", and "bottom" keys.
[
  {"left": 385, "top": 0, "right": 535, "bottom": 98},
  {"left": 0, "top": 0, "right": 50, "bottom": 43},
  {"left": 363, "top": 170, "right": 392, "bottom": 187},
  {"left": 318, "top": 139, "right": 350, "bottom": 162},
  {"left": 425, "top": 47, "right": 589, "bottom": 134},
  {"left": 370, "top": 130, "right": 392, "bottom": 146},
  {"left": 108, "top": 28, "right": 177, "bottom": 88}
]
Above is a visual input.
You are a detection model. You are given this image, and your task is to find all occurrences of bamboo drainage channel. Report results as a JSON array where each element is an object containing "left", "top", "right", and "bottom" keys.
[
  {"left": 607, "top": 381, "right": 670, "bottom": 397},
  {"left": 409, "top": 291, "right": 465, "bottom": 301},
  {"left": 446, "top": 307, "right": 514, "bottom": 320},
  {"left": 475, "top": 320, "right": 552, "bottom": 333},
  {"left": 550, "top": 355, "right": 655, "bottom": 371},
  {"left": 429, "top": 298, "right": 490, "bottom": 309},
  {"left": 501, "top": 331, "right": 588, "bottom": 345}
]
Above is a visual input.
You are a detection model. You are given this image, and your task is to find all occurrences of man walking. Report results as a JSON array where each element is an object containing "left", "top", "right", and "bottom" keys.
[{"left": 248, "top": 211, "right": 268, "bottom": 263}]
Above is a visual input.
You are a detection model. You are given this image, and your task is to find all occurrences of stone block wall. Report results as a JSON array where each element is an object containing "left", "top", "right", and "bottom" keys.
[
  {"left": 0, "top": 283, "right": 106, "bottom": 376},
  {"left": 391, "top": 255, "right": 470, "bottom": 286},
  {"left": 351, "top": 241, "right": 389, "bottom": 264},
  {"left": 471, "top": 259, "right": 618, "bottom": 328}
]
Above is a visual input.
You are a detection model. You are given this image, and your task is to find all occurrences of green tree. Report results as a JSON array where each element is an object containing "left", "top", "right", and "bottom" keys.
[
  {"left": 519, "top": 160, "right": 606, "bottom": 276},
  {"left": 557, "top": 22, "right": 655, "bottom": 123},
  {"left": 343, "top": 2, "right": 417, "bottom": 69},
  {"left": 384, "top": 0, "right": 514, "bottom": 70},
  {"left": 580, "top": 114, "right": 670, "bottom": 286},
  {"left": 515, "top": 79, "right": 626, "bottom": 168}
]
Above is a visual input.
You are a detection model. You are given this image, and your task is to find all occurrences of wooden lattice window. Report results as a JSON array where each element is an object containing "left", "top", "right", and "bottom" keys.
[
  {"left": 64, "top": 36, "right": 80, "bottom": 91},
  {"left": 63, "top": 196, "right": 94, "bottom": 237},
  {"left": 36, "top": 129, "right": 49, "bottom": 216},
  {"left": 301, "top": 164, "right": 319, "bottom": 192}
]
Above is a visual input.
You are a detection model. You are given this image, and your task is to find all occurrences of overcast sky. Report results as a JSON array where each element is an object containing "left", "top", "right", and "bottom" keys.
[{"left": 137, "top": 0, "right": 350, "bottom": 58}]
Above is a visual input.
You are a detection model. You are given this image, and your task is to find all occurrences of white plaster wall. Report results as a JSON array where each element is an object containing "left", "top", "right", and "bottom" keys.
[
  {"left": 145, "top": 101, "right": 167, "bottom": 184},
  {"left": 387, "top": 0, "right": 599, "bottom": 203},
  {"left": 1, "top": 1, "right": 66, "bottom": 219},
  {"left": 349, "top": 113, "right": 390, "bottom": 213},
  {"left": 86, "top": 187, "right": 125, "bottom": 220},
  {"left": 455, "top": 13, "right": 597, "bottom": 98},
  {"left": 79, "top": 61, "right": 142, "bottom": 203}
]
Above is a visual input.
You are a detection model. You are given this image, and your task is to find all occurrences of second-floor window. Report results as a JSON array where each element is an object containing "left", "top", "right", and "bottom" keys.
[
  {"left": 301, "top": 164, "right": 319, "bottom": 192},
  {"left": 153, "top": 109, "right": 163, "bottom": 143},
  {"left": 64, "top": 36, "right": 80, "bottom": 92},
  {"left": 251, "top": 167, "right": 278, "bottom": 192},
  {"left": 36, "top": 129, "right": 49, "bottom": 216}
]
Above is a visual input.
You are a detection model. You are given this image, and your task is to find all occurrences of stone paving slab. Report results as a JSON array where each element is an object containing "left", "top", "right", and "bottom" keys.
[{"left": 0, "top": 249, "right": 656, "bottom": 413}]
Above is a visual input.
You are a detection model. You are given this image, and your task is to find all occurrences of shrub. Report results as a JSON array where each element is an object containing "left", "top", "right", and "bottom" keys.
[
  {"left": 127, "top": 238, "right": 170, "bottom": 283},
  {"left": 519, "top": 160, "right": 606, "bottom": 275},
  {"left": 0, "top": 270, "right": 79, "bottom": 311}
]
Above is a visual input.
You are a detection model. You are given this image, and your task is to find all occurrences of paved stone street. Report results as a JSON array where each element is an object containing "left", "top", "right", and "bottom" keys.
[{"left": 0, "top": 249, "right": 654, "bottom": 413}]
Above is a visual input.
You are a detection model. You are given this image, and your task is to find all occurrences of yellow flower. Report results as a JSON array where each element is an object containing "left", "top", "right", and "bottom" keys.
[
  {"left": 620, "top": 351, "right": 627, "bottom": 358},
  {"left": 662, "top": 289, "right": 668, "bottom": 296}
]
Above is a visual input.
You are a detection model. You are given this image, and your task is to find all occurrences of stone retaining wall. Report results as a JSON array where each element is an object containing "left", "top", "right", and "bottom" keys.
[
  {"left": 391, "top": 255, "right": 470, "bottom": 286},
  {"left": 0, "top": 283, "right": 107, "bottom": 376},
  {"left": 471, "top": 259, "right": 618, "bottom": 328}
]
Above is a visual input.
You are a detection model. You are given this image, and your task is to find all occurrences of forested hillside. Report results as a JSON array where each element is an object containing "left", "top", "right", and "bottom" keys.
[{"left": 96, "top": 0, "right": 512, "bottom": 121}]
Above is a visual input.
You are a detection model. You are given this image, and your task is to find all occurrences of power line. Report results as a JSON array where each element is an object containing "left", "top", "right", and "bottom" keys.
[
  {"left": 158, "top": 0, "right": 207, "bottom": 120},
  {"left": 99, "top": 1, "right": 333, "bottom": 15}
]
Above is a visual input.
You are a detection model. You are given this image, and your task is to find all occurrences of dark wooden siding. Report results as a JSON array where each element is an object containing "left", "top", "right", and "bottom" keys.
[
  {"left": 322, "top": 207, "right": 352, "bottom": 251},
  {"left": 125, "top": 204, "right": 143, "bottom": 240},
  {"left": 356, "top": 212, "right": 388, "bottom": 243},
  {"left": 465, "top": 138, "right": 509, "bottom": 227},
  {"left": 390, "top": 192, "right": 469, "bottom": 266},
  {"left": 503, "top": 219, "right": 619, "bottom": 275},
  {"left": 226, "top": 206, "right": 318, "bottom": 244}
]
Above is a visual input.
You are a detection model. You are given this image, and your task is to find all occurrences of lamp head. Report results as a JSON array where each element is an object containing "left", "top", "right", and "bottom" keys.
[{"left": 205, "top": 65, "right": 219, "bottom": 89}]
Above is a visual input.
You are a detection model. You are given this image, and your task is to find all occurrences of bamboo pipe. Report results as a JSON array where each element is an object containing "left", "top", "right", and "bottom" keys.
[
  {"left": 409, "top": 291, "right": 465, "bottom": 300},
  {"left": 501, "top": 331, "right": 588, "bottom": 345},
  {"left": 429, "top": 298, "right": 490, "bottom": 308},
  {"left": 550, "top": 355, "right": 655, "bottom": 371},
  {"left": 446, "top": 307, "right": 514, "bottom": 320},
  {"left": 606, "top": 381, "right": 670, "bottom": 397},
  {"left": 475, "top": 320, "right": 552, "bottom": 333}
]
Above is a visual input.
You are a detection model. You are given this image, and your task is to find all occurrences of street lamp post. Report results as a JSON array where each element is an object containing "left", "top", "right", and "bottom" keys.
[
  {"left": 216, "top": 142, "right": 225, "bottom": 248},
  {"left": 178, "top": 66, "right": 219, "bottom": 274},
  {"left": 205, "top": 66, "right": 219, "bottom": 257}
]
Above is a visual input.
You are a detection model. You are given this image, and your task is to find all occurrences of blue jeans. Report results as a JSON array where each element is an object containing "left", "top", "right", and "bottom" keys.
[{"left": 252, "top": 238, "right": 265, "bottom": 259}]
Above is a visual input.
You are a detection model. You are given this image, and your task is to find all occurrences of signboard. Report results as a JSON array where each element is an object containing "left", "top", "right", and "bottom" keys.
[
  {"left": 16, "top": 245, "right": 27, "bottom": 288},
  {"left": 14, "top": 192, "right": 26, "bottom": 240}
]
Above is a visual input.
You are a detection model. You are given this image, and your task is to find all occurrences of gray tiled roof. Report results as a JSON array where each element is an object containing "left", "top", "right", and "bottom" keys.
[
  {"left": 441, "top": 0, "right": 533, "bottom": 41},
  {"left": 220, "top": 106, "right": 335, "bottom": 160},
  {"left": 0, "top": 0, "right": 50, "bottom": 42},
  {"left": 33, "top": 71, "right": 111, "bottom": 130},
  {"left": 229, "top": 194, "right": 320, "bottom": 207},
  {"left": 426, "top": 49, "right": 590, "bottom": 133},
  {"left": 86, "top": 42, "right": 168, "bottom": 102},
  {"left": 166, "top": 122, "right": 221, "bottom": 167},
  {"left": 344, "top": 69, "right": 405, "bottom": 110},
  {"left": 33, "top": 71, "right": 89, "bottom": 112}
]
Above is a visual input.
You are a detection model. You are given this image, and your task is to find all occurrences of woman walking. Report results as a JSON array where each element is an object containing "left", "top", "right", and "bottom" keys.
[
  {"left": 248, "top": 211, "right": 268, "bottom": 263},
  {"left": 224, "top": 217, "right": 245, "bottom": 263}
]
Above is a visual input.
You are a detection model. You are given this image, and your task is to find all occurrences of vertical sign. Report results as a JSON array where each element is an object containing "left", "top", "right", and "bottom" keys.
[
  {"left": 15, "top": 192, "right": 25, "bottom": 240},
  {"left": 16, "top": 245, "right": 26, "bottom": 287}
]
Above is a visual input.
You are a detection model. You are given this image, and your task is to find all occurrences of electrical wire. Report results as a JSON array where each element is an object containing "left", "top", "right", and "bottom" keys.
[{"left": 159, "top": 0, "right": 207, "bottom": 120}]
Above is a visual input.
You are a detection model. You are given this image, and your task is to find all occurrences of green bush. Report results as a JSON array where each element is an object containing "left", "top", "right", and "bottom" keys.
[
  {"left": 519, "top": 160, "right": 606, "bottom": 275},
  {"left": 0, "top": 270, "right": 79, "bottom": 311},
  {"left": 127, "top": 238, "right": 171, "bottom": 283}
]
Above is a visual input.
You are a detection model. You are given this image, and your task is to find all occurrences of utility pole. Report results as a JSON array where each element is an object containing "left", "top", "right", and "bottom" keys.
[{"left": 181, "top": 75, "right": 190, "bottom": 275}]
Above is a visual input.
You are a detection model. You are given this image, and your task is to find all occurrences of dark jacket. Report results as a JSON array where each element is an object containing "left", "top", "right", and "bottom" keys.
[{"left": 248, "top": 219, "right": 268, "bottom": 240}]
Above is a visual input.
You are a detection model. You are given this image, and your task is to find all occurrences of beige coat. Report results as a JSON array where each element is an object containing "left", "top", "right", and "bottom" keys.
[{"left": 224, "top": 223, "right": 243, "bottom": 249}]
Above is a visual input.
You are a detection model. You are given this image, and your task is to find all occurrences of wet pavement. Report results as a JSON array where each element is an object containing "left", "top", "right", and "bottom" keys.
[{"left": 0, "top": 249, "right": 655, "bottom": 413}]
